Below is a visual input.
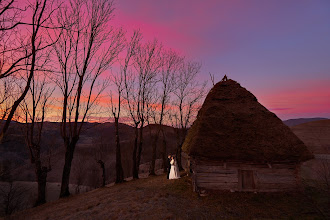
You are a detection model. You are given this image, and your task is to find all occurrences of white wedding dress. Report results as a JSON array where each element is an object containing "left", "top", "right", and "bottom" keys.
[{"left": 169, "top": 159, "right": 180, "bottom": 179}]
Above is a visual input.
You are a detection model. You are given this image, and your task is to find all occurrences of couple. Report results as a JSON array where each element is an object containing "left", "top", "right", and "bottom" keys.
[{"left": 167, "top": 155, "right": 180, "bottom": 179}]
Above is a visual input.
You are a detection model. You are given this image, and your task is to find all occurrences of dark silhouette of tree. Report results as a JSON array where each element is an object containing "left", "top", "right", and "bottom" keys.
[
  {"left": 20, "top": 68, "right": 53, "bottom": 206},
  {"left": 172, "top": 61, "right": 207, "bottom": 170},
  {"left": 209, "top": 72, "right": 215, "bottom": 86},
  {"left": 73, "top": 155, "right": 86, "bottom": 194},
  {"left": 52, "top": 0, "right": 124, "bottom": 198},
  {"left": 124, "top": 38, "right": 162, "bottom": 179},
  {"left": 0, "top": 162, "right": 26, "bottom": 215},
  {"left": 0, "top": 182, "right": 26, "bottom": 215},
  {"left": 0, "top": 0, "right": 60, "bottom": 142},
  {"left": 109, "top": 73, "right": 125, "bottom": 183},
  {"left": 94, "top": 135, "right": 109, "bottom": 187},
  {"left": 108, "top": 31, "right": 141, "bottom": 183},
  {"left": 148, "top": 49, "right": 182, "bottom": 176}
]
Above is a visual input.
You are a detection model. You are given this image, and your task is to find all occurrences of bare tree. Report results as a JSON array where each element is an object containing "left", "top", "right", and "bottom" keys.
[
  {"left": 0, "top": 182, "right": 26, "bottom": 215},
  {"left": 52, "top": 0, "right": 124, "bottom": 197},
  {"left": 124, "top": 38, "right": 162, "bottom": 179},
  {"left": 107, "top": 31, "right": 142, "bottom": 183},
  {"left": 121, "top": 30, "right": 141, "bottom": 180},
  {"left": 0, "top": 161, "right": 27, "bottom": 215},
  {"left": 209, "top": 72, "right": 215, "bottom": 86},
  {"left": 172, "top": 60, "right": 207, "bottom": 170},
  {"left": 148, "top": 49, "right": 182, "bottom": 176},
  {"left": 0, "top": 0, "right": 60, "bottom": 142},
  {"left": 315, "top": 160, "right": 330, "bottom": 193},
  {"left": 94, "top": 135, "right": 109, "bottom": 187},
  {"left": 109, "top": 72, "right": 125, "bottom": 183},
  {"left": 19, "top": 68, "right": 53, "bottom": 206},
  {"left": 73, "top": 155, "right": 86, "bottom": 194}
]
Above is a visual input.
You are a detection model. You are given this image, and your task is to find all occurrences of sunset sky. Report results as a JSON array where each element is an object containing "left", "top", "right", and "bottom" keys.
[{"left": 112, "top": 0, "right": 330, "bottom": 120}]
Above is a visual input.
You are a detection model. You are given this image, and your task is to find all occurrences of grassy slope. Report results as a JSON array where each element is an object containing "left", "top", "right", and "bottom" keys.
[
  {"left": 6, "top": 173, "right": 328, "bottom": 220},
  {"left": 291, "top": 119, "right": 330, "bottom": 154}
]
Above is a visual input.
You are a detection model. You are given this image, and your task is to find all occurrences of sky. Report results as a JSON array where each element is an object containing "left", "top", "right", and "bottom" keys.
[{"left": 111, "top": 0, "right": 330, "bottom": 120}]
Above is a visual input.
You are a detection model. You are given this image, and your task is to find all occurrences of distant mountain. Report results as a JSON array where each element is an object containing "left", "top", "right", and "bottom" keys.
[{"left": 283, "top": 118, "right": 328, "bottom": 127}]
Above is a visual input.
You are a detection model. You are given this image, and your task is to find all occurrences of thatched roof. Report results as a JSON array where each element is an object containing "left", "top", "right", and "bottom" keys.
[{"left": 183, "top": 79, "right": 313, "bottom": 163}]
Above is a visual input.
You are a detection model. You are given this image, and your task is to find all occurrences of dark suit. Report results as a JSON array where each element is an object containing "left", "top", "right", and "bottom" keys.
[{"left": 167, "top": 158, "right": 171, "bottom": 179}]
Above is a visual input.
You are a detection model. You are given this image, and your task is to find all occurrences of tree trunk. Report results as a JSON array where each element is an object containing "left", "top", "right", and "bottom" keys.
[
  {"left": 149, "top": 128, "right": 161, "bottom": 176},
  {"left": 176, "top": 143, "right": 184, "bottom": 171},
  {"left": 60, "top": 138, "right": 78, "bottom": 198},
  {"left": 115, "top": 118, "right": 124, "bottom": 183},
  {"left": 136, "top": 121, "right": 144, "bottom": 176},
  {"left": 132, "top": 125, "right": 139, "bottom": 179},
  {"left": 161, "top": 130, "right": 167, "bottom": 173},
  {"left": 34, "top": 161, "right": 48, "bottom": 206},
  {"left": 97, "top": 160, "right": 106, "bottom": 187},
  {"left": 176, "top": 129, "right": 186, "bottom": 171}
]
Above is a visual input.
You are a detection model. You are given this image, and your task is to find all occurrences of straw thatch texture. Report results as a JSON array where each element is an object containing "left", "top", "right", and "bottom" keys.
[{"left": 183, "top": 79, "right": 313, "bottom": 163}]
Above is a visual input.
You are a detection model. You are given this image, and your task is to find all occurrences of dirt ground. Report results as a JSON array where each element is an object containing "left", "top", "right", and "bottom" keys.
[{"left": 4, "top": 171, "right": 329, "bottom": 220}]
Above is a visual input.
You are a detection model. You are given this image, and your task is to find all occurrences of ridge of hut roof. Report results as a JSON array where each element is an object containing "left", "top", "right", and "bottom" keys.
[{"left": 183, "top": 78, "right": 313, "bottom": 163}]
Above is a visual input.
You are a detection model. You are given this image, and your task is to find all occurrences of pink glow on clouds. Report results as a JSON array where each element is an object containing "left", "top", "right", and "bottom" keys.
[
  {"left": 256, "top": 79, "right": 330, "bottom": 120},
  {"left": 110, "top": 0, "right": 330, "bottom": 120},
  {"left": 9, "top": 0, "right": 329, "bottom": 121}
]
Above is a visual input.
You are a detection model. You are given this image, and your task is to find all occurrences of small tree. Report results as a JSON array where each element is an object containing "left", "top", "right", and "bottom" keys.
[
  {"left": 0, "top": 161, "right": 26, "bottom": 215},
  {"left": 20, "top": 69, "right": 53, "bottom": 206},
  {"left": 0, "top": 182, "right": 26, "bottom": 215},
  {"left": 73, "top": 155, "right": 86, "bottom": 194},
  {"left": 109, "top": 76, "right": 125, "bottom": 183},
  {"left": 94, "top": 135, "right": 109, "bottom": 187},
  {"left": 124, "top": 38, "right": 162, "bottom": 179},
  {"left": 148, "top": 49, "right": 182, "bottom": 176},
  {"left": 172, "top": 60, "right": 207, "bottom": 170},
  {"left": 107, "top": 31, "right": 141, "bottom": 183}
]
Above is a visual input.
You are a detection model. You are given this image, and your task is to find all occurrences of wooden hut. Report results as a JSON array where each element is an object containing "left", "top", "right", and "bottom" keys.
[{"left": 183, "top": 79, "right": 313, "bottom": 193}]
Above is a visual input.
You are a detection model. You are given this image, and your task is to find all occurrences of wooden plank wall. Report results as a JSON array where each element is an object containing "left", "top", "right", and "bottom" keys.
[{"left": 191, "top": 159, "right": 300, "bottom": 192}]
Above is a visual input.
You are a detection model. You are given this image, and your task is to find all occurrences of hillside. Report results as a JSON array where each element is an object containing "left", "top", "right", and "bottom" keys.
[
  {"left": 291, "top": 119, "right": 330, "bottom": 154},
  {"left": 0, "top": 122, "right": 181, "bottom": 186},
  {"left": 291, "top": 119, "right": 330, "bottom": 189},
  {"left": 7, "top": 173, "right": 328, "bottom": 220},
  {"left": 283, "top": 117, "right": 328, "bottom": 127}
]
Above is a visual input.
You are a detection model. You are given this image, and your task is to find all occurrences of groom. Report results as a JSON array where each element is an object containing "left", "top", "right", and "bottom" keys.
[{"left": 167, "top": 155, "right": 171, "bottom": 179}]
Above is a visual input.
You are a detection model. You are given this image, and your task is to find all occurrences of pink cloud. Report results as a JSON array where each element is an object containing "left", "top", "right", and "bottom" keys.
[{"left": 257, "top": 79, "right": 330, "bottom": 120}]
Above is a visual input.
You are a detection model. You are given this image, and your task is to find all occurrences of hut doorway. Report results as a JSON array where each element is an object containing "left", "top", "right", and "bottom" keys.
[{"left": 239, "top": 170, "right": 255, "bottom": 190}]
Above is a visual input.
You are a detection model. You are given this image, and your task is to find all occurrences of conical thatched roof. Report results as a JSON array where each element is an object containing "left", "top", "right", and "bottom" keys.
[{"left": 183, "top": 79, "right": 313, "bottom": 163}]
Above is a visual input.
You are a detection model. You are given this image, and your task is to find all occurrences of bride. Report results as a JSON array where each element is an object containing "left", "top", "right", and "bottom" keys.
[{"left": 169, "top": 156, "right": 180, "bottom": 179}]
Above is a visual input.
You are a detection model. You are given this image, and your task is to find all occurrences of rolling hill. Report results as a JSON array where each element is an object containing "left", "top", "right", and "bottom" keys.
[
  {"left": 283, "top": 117, "right": 328, "bottom": 127},
  {"left": 291, "top": 119, "right": 330, "bottom": 154}
]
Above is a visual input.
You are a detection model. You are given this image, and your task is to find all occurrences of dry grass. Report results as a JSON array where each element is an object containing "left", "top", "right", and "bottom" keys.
[{"left": 4, "top": 172, "right": 329, "bottom": 220}]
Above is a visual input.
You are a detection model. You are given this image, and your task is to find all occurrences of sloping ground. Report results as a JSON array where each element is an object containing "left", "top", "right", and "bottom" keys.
[
  {"left": 291, "top": 119, "right": 330, "bottom": 154},
  {"left": 7, "top": 173, "right": 328, "bottom": 220},
  {"left": 283, "top": 118, "right": 328, "bottom": 127},
  {"left": 291, "top": 119, "right": 330, "bottom": 186}
]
